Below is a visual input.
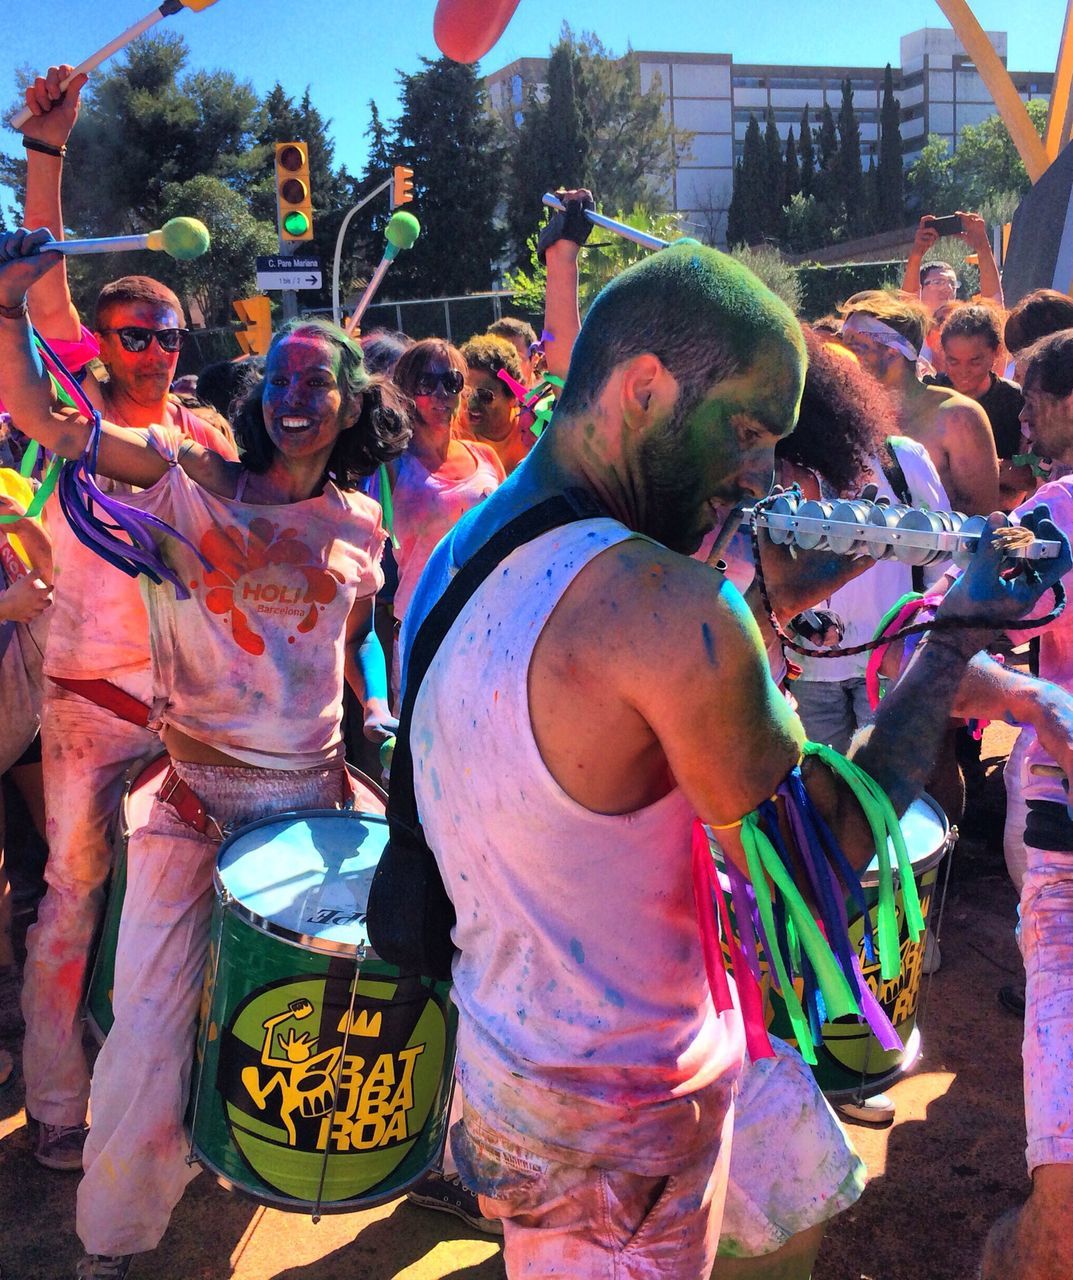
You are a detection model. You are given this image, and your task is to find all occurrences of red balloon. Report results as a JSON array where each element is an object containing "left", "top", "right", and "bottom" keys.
[{"left": 433, "top": 0, "right": 522, "bottom": 63}]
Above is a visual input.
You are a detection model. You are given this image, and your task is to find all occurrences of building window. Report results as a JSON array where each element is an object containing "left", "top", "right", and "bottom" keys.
[{"left": 732, "top": 76, "right": 767, "bottom": 88}]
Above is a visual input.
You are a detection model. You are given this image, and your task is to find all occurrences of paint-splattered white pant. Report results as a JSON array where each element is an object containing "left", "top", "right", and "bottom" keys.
[
  {"left": 22, "top": 680, "right": 158, "bottom": 1127},
  {"left": 453, "top": 1098, "right": 734, "bottom": 1279},
  {"left": 77, "top": 761, "right": 348, "bottom": 1258},
  {"left": 1020, "top": 840, "right": 1073, "bottom": 1173}
]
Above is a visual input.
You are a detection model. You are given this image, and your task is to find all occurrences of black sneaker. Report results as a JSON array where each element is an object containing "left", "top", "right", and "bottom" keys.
[
  {"left": 75, "top": 1257, "right": 132, "bottom": 1279},
  {"left": 406, "top": 1171, "right": 503, "bottom": 1236}
]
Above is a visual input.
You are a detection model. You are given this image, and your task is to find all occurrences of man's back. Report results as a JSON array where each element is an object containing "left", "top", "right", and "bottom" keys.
[{"left": 900, "top": 383, "right": 1000, "bottom": 514}]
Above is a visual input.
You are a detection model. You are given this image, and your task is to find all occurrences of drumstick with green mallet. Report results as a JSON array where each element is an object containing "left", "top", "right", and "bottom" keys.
[
  {"left": 26, "top": 217, "right": 211, "bottom": 261},
  {"left": 345, "top": 211, "right": 421, "bottom": 337}
]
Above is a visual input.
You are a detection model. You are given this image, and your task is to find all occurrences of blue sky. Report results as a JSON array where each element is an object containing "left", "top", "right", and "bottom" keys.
[{"left": 2, "top": 0, "right": 1068, "bottom": 190}]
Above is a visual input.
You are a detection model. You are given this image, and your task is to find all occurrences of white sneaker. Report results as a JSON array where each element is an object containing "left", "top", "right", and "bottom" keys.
[{"left": 836, "top": 1091, "right": 896, "bottom": 1127}]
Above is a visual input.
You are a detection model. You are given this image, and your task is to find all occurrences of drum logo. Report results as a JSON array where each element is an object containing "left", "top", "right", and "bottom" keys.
[{"left": 214, "top": 967, "right": 449, "bottom": 1202}]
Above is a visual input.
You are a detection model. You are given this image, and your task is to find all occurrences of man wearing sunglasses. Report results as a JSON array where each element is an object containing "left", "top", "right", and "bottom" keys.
[{"left": 15, "top": 63, "right": 238, "bottom": 1180}]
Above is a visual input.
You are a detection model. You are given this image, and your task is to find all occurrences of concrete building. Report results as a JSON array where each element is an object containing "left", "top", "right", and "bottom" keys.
[{"left": 485, "top": 26, "right": 1051, "bottom": 243}]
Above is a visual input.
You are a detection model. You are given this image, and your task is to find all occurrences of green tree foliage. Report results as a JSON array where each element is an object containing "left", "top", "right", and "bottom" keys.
[
  {"left": 906, "top": 99, "right": 1047, "bottom": 214},
  {"left": 575, "top": 30, "right": 683, "bottom": 217},
  {"left": 503, "top": 206, "right": 685, "bottom": 315},
  {"left": 876, "top": 64, "right": 904, "bottom": 230},
  {"left": 154, "top": 175, "right": 278, "bottom": 325},
  {"left": 725, "top": 116, "right": 766, "bottom": 246},
  {"left": 837, "top": 79, "right": 866, "bottom": 235},
  {"left": 503, "top": 28, "right": 682, "bottom": 265},
  {"left": 727, "top": 242, "right": 803, "bottom": 314},
  {"left": 505, "top": 38, "right": 590, "bottom": 268},
  {"left": 798, "top": 108, "right": 815, "bottom": 200},
  {"left": 783, "top": 128, "right": 800, "bottom": 207},
  {"left": 389, "top": 57, "right": 506, "bottom": 296},
  {"left": 762, "top": 107, "right": 783, "bottom": 235}
]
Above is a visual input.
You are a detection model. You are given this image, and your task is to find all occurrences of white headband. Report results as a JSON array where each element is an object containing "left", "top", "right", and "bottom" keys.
[{"left": 842, "top": 311, "right": 920, "bottom": 363}]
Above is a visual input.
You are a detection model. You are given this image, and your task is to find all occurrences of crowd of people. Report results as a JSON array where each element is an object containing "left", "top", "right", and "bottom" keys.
[{"left": 2, "top": 61, "right": 1073, "bottom": 1280}]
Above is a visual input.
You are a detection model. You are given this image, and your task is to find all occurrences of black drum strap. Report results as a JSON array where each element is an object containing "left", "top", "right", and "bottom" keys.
[{"left": 368, "top": 488, "right": 603, "bottom": 979}]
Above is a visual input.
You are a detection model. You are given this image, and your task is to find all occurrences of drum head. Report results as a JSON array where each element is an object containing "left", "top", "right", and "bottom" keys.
[
  {"left": 216, "top": 810, "right": 390, "bottom": 955},
  {"left": 858, "top": 792, "right": 949, "bottom": 886}
]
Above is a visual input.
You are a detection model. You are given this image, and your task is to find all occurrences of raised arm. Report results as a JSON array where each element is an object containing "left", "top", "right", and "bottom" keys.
[
  {"left": 537, "top": 190, "right": 593, "bottom": 381},
  {"left": 0, "top": 229, "right": 237, "bottom": 495},
  {"left": 20, "top": 65, "right": 87, "bottom": 342},
  {"left": 902, "top": 218, "right": 940, "bottom": 297},
  {"left": 959, "top": 211, "right": 1004, "bottom": 307}
]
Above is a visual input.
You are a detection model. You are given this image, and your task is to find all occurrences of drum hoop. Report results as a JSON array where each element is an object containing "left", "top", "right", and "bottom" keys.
[
  {"left": 855, "top": 790, "right": 950, "bottom": 889},
  {"left": 214, "top": 808, "right": 390, "bottom": 959}
]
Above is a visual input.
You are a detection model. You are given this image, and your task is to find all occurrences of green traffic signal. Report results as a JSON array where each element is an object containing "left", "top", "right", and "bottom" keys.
[{"left": 282, "top": 210, "right": 310, "bottom": 237}]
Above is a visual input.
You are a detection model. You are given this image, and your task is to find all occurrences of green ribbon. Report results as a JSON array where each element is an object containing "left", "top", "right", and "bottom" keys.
[
  {"left": 0, "top": 371, "right": 72, "bottom": 524},
  {"left": 803, "top": 743, "right": 924, "bottom": 979},
  {"left": 378, "top": 462, "right": 399, "bottom": 550}
]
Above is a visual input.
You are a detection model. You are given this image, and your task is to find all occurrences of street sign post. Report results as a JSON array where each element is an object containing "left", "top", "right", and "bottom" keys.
[{"left": 255, "top": 254, "right": 322, "bottom": 292}]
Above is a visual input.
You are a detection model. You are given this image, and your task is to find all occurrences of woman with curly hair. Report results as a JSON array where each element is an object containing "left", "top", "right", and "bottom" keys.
[{"left": 0, "top": 234, "right": 410, "bottom": 1277}]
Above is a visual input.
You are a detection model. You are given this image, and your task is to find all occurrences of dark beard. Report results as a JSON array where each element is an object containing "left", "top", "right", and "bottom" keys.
[{"left": 635, "top": 392, "right": 708, "bottom": 554}]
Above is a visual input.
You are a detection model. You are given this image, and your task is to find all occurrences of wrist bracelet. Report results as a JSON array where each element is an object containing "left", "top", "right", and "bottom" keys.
[
  {"left": 23, "top": 137, "right": 66, "bottom": 159},
  {"left": 0, "top": 299, "right": 28, "bottom": 320}
]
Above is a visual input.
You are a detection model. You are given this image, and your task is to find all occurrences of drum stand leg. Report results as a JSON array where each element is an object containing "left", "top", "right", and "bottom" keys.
[
  {"left": 311, "top": 951, "right": 365, "bottom": 1223},
  {"left": 916, "top": 827, "right": 958, "bottom": 1043},
  {"left": 186, "top": 931, "right": 224, "bottom": 1168}
]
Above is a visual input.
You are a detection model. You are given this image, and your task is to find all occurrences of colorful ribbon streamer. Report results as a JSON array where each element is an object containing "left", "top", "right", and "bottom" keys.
[{"left": 694, "top": 747, "right": 920, "bottom": 1063}]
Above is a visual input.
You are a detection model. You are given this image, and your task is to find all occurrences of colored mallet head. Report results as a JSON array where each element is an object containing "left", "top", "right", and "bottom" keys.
[
  {"left": 147, "top": 217, "right": 211, "bottom": 260},
  {"left": 385, "top": 210, "right": 421, "bottom": 254}
]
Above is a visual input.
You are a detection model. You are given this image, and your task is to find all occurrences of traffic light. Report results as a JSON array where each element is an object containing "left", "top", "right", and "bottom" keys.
[
  {"left": 233, "top": 296, "right": 272, "bottom": 356},
  {"left": 392, "top": 165, "right": 415, "bottom": 209},
  {"left": 275, "top": 142, "right": 314, "bottom": 242}
]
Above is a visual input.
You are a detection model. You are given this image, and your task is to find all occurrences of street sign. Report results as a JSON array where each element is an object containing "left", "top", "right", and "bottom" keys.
[{"left": 255, "top": 254, "right": 322, "bottom": 291}]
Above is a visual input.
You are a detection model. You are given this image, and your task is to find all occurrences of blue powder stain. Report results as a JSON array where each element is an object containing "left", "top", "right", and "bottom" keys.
[
  {"left": 517, "top": 1008, "right": 526, "bottom": 1024},
  {"left": 701, "top": 621, "right": 716, "bottom": 665},
  {"left": 570, "top": 938, "right": 585, "bottom": 964},
  {"left": 429, "top": 768, "right": 442, "bottom": 801},
  {"left": 604, "top": 987, "right": 625, "bottom": 1008}
]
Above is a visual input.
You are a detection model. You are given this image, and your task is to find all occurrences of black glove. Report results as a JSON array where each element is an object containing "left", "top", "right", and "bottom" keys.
[{"left": 537, "top": 189, "right": 595, "bottom": 265}]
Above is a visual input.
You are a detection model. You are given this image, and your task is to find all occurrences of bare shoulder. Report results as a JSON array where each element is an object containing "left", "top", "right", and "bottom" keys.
[
  {"left": 932, "top": 385, "right": 992, "bottom": 437},
  {"left": 554, "top": 536, "right": 763, "bottom": 675}
]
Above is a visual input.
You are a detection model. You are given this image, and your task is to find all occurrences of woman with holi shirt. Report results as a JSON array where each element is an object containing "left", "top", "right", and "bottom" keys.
[
  {"left": 379, "top": 339, "right": 504, "bottom": 697},
  {"left": 0, "top": 227, "right": 409, "bottom": 1280}
]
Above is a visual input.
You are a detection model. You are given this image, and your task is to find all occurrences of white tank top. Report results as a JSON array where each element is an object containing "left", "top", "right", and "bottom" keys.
[{"left": 412, "top": 518, "right": 742, "bottom": 1174}]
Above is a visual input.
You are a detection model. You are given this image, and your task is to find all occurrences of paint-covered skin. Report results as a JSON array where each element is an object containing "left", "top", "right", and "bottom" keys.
[
  {"left": 261, "top": 333, "right": 356, "bottom": 470},
  {"left": 95, "top": 300, "right": 182, "bottom": 412}
]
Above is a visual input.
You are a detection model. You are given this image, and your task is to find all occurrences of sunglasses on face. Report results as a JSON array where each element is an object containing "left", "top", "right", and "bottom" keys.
[
  {"left": 99, "top": 326, "right": 189, "bottom": 354},
  {"left": 414, "top": 369, "right": 465, "bottom": 397},
  {"left": 468, "top": 386, "right": 499, "bottom": 405}
]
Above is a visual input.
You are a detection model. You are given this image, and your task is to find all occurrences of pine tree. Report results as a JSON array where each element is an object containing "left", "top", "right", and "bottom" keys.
[
  {"left": 390, "top": 56, "right": 506, "bottom": 295},
  {"left": 506, "top": 39, "right": 590, "bottom": 268},
  {"left": 818, "top": 102, "right": 839, "bottom": 173},
  {"left": 726, "top": 117, "right": 766, "bottom": 246},
  {"left": 798, "top": 107, "right": 815, "bottom": 199},
  {"left": 876, "top": 63, "right": 905, "bottom": 230},
  {"left": 783, "top": 127, "right": 800, "bottom": 207},
  {"left": 762, "top": 106, "right": 783, "bottom": 236},
  {"left": 836, "top": 78, "right": 865, "bottom": 235}
]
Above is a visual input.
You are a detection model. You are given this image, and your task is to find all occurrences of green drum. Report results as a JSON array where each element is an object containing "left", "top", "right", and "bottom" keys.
[
  {"left": 764, "top": 793, "right": 952, "bottom": 1100},
  {"left": 187, "top": 808, "right": 457, "bottom": 1214},
  {"left": 85, "top": 753, "right": 169, "bottom": 1042}
]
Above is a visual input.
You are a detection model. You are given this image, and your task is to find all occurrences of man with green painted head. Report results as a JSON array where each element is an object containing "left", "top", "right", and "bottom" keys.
[{"left": 397, "top": 241, "right": 1061, "bottom": 1277}]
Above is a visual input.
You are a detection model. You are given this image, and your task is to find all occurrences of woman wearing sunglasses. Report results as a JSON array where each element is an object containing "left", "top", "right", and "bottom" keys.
[
  {"left": 385, "top": 339, "right": 505, "bottom": 691},
  {"left": 0, "top": 225, "right": 411, "bottom": 1280}
]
